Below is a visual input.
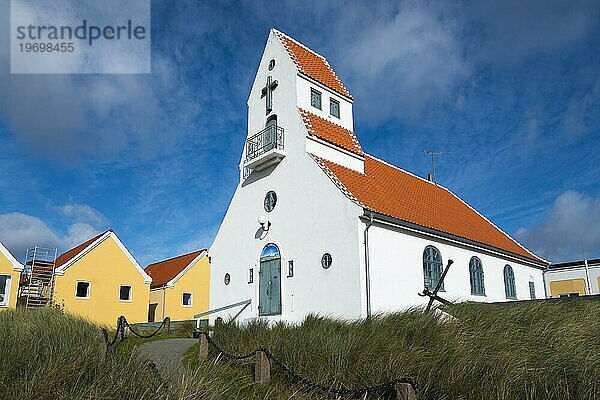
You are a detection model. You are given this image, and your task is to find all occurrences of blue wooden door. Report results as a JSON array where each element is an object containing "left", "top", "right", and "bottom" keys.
[{"left": 259, "top": 245, "right": 282, "bottom": 316}]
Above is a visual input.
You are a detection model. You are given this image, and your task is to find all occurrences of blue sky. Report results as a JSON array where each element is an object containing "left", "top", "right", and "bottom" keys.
[{"left": 1, "top": 0, "right": 599, "bottom": 265}]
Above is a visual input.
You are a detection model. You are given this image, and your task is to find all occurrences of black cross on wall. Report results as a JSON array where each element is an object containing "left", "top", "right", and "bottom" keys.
[{"left": 261, "top": 75, "right": 278, "bottom": 115}]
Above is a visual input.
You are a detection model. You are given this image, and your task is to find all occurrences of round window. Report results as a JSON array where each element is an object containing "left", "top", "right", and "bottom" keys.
[
  {"left": 268, "top": 59, "right": 276, "bottom": 70},
  {"left": 264, "top": 191, "right": 277, "bottom": 212},
  {"left": 224, "top": 273, "right": 231, "bottom": 285},
  {"left": 321, "top": 253, "right": 332, "bottom": 269}
]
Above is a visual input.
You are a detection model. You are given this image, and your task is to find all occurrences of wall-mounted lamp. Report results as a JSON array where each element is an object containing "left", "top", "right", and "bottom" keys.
[{"left": 258, "top": 215, "right": 271, "bottom": 231}]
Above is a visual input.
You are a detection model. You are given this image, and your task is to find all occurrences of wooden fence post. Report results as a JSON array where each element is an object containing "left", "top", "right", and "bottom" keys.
[
  {"left": 198, "top": 332, "right": 209, "bottom": 361},
  {"left": 165, "top": 317, "right": 171, "bottom": 334},
  {"left": 394, "top": 383, "right": 417, "bottom": 400},
  {"left": 254, "top": 350, "right": 270, "bottom": 385},
  {"left": 117, "top": 316, "right": 125, "bottom": 341}
]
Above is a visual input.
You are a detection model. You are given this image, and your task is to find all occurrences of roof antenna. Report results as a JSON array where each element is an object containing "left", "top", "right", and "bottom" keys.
[{"left": 424, "top": 150, "right": 452, "bottom": 184}]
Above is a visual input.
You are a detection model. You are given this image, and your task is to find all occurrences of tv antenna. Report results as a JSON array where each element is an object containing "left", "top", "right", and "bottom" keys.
[{"left": 424, "top": 150, "right": 452, "bottom": 184}]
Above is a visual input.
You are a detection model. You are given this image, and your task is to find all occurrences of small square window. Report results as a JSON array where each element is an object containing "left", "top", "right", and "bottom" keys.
[
  {"left": 330, "top": 98, "right": 340, "bottom": 118},
  {"left": 76, "top": 281, "right": 90, "bottom": 298},
  {"left": 288, "top": 260, "right": 294, "bottom": 277},
  {"left": 248, "top": 268, "right": 254, "bottom": 284},
  {"left": 182, "top": 292, "right": 192, "bottom": 307},
  {"left": 119, "top": 285, "right": 132, "bottom": 301},
  {"left": 311, "top": 88, "right": 322, "bottom": 110}
]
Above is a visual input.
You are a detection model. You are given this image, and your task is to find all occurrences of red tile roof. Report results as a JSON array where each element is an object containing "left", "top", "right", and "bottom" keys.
[
  {"left": 55, "top": 230, "right": 111, "bottom": 268},
  {"left": 300, "top": 109, "right": 363, "bottom": 156},
  {"left": 274, "top": 29, "right": 353, "bottom": 100},
  {"left": 311, "top": 154, "right": 545, "bottom": 264},
  {"left": 145, "top": 250, "right": 206, "bottom": 289}
]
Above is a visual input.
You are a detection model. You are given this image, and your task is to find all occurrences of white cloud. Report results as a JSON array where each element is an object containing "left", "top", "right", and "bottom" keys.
[
  {"left": 338, "top": 2, "right": 469, "bottom": 120},
  {"left": 58, "top": 202, "right": 108, "bottom": 228},
  {"left": 0, "top": 0, "right": 199, "bottom": 164},
  {"left": 0, "top": 212, "right": 101, "bottom": 259},
  {"left": 517, "top": 191, "right": 600, "bottom": 262}
]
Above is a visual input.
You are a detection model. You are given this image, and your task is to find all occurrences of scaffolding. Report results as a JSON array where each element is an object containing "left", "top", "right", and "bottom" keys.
[{"left": 20, "top": 246, "right": 57, "bottom": 308}]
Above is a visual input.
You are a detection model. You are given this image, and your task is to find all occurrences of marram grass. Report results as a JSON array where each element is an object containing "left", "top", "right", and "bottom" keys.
[
  {"left": 195, "top": 301, "right": 600, "bottom": 400},
  {"left": 2, "top": 302, "right": 600, "bottom": 400},
  {"left": 0, "top": 307, "right": 234, "bottom": 400}
]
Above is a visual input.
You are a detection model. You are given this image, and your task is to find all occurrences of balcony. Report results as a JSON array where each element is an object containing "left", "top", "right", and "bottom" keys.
[{"left": 244, "top": 125, "right": 286, "bottom": 171}]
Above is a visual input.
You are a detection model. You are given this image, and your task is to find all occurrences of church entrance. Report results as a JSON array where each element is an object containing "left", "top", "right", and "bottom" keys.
[{"left": 258, "top": 243, "right": 282, "bottom": 316}]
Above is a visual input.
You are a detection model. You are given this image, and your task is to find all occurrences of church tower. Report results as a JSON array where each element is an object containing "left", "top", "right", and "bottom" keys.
[{"left": 240, "top": 28, "right": 361, "bottom": 183}]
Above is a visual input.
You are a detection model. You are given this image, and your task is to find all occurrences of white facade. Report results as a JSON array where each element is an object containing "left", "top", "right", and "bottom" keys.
[
  {"left": 208, "top": 29, "right": 546, "bottom": 324},
  {"left": 544, "top": 260, "right": 600, "bottom": 296}
]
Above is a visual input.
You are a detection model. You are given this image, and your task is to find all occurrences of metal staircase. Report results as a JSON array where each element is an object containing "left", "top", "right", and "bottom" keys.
[{"left": 20, "top": 247, "right": 57, "bottom": 308}]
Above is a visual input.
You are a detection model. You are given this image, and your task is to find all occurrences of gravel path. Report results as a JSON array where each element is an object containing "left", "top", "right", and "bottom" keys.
[{"left": 135, "top": 338, "right": 198, "bottom": 385}]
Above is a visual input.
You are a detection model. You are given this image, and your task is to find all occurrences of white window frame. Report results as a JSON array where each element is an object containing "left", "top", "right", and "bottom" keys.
[
  {"left": 0, "top": 274, "right": 12, "bottom": 307},
  {"left": 182, "top": 292, "right": 193, "bottom": 307},
  {"left": 118, "top": 285, "right": 133, "bottom": 302},
  {"left": 75, "top": 281, "right": 91, "bottom": 299}
]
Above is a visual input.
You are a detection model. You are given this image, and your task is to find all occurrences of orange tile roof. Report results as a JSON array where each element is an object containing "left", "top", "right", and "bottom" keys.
[
  {"left": 274, "top": 29, "right": 353, "bottom": 100},
  {"left": 55, "top": 230, "right": 111, "bottom": 268},
  {"left": 311, "top": 154, "right": 545, "bottom": 264},
  {"left": 300, "top": 109, "right": 364, "bottom": 156},
  {"left": 145, "top": 250, "right": 206, "bottom": 289}
]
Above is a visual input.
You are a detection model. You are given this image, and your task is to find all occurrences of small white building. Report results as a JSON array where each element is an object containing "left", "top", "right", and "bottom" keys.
[
  {"left": 544, "top": 259, "right": 600, "bottom": 298},
  {"left": 209, "top": 29, "right": 548, "bottom": 324}
]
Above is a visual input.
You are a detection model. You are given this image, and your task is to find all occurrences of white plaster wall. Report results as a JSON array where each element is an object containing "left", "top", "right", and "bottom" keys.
[
  {"left": 210, "top": 30, "right": 364, "bottom": 324},
  {"left": 544, "top": 265, "right": 600, "bottom": 295},
  {"left": 365, "top": 222, "right": 546, "bottom": 313},
  {"left": 305, "top": 136, "right": 364, "bottom": 173},
  {"left": 296, "top": 75, "right": 353, "bottom": 131}
]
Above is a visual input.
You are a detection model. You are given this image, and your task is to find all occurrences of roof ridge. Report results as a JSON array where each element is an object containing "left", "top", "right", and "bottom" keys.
[
  {"left": 147, "top": 249, "right": 206, "bottom": 267},
  {"left": 272, "top": 28, "right": 327, "bottom": 60},
  {"left": 55, "top": 229, "right": 112, "bottom": 267},
  {"left": 367, "top": 154, "right": 545, "bottom": 263},
  {"left": 273, "top": 29, "right": 353, "bottom": 100},
  {"left": 299, "top": 108, "right": 364, "bottom": 155},
  {"left": 309, "top": 154, "right": 366, "bottom": 207}
]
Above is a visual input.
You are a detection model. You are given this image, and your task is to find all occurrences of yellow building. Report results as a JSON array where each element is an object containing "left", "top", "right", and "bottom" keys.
[
  {"left": 545, "top": 258, "right": 600, "bottom": 298},
  {"left": 146, "top": 250, "right": 209, "bottom": 322},
  {"left": 0, "top": 241, "right": 24, "bottom": 310},
  {"left": 52, "top": 230, "right": 152, "bottom": 326}
]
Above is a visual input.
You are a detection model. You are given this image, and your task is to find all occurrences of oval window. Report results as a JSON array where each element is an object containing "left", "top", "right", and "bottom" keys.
[
  {"left": 321, "top": 253, "right": 332, "bottom": 269},
  {"left": 268, "top": 59, "right": 276, "bottom": 70},
  {"left": 264, "top": 191, "right": 277, "bottom": 212},
  {"left": 224, "top": 273, "right": 231, "bottom": 285}
]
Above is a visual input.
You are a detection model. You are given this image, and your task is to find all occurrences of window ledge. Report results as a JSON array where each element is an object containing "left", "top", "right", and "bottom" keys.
[{"left": 471, "top": 293, "right": 486, "bottom": 297}]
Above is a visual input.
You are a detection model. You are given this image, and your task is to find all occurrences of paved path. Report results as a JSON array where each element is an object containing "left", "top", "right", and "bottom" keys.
[{"left": 135, "top": 338, "right": 197, "bottom": 385}]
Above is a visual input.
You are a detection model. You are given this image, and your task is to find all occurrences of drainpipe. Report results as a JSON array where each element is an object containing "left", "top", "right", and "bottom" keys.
[
  {"left": 584, "top": 259, "right": 592, "bottom": 295},
  {"left": 363, "top": 212, "right": 374, "bottom": 319},
  {"left": 542, "top": 265, "right": 549, "bottom": 299}
]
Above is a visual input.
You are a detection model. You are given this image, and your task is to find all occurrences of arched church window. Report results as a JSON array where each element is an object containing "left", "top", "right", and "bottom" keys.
[
  {"left": 469, "top": 257, "right": 485, "bottom": 295},
  {"left": 504, "top": 265, "right": 516, "bottom": 299},
  {"left": 423, "top": 246, "right": 443, "bottom": 291}
]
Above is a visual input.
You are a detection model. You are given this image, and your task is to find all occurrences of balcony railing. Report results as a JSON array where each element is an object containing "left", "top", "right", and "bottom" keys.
[{"left": 245, "top": 125, "right": 285, "bottom": 164}]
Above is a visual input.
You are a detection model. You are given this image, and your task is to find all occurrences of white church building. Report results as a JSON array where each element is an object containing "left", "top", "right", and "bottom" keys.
[{"left": 208, "top": 29, "right": 548, "bottom": 323}]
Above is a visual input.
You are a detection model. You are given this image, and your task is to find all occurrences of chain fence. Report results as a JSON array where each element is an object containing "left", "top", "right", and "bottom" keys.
[
  {"left": 101, "top": 315, "right": 170, "bottom": 352},
  {"left": 202, "top": 332, "right": 433, "bottom": 400}
]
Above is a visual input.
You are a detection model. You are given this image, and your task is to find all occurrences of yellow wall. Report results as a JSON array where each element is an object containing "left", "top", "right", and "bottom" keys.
[
  {"left": 53, "top": 235, "right": 150, "bottom": 326},
  {"left": 549, "top": 278, "right": 586, "bottom": 298},
  {"left": 0, "top": 252, "right": 21, "bottom": 311},
  {"left": 149, "top": 254, "right": 210, "bottom": 322}
]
